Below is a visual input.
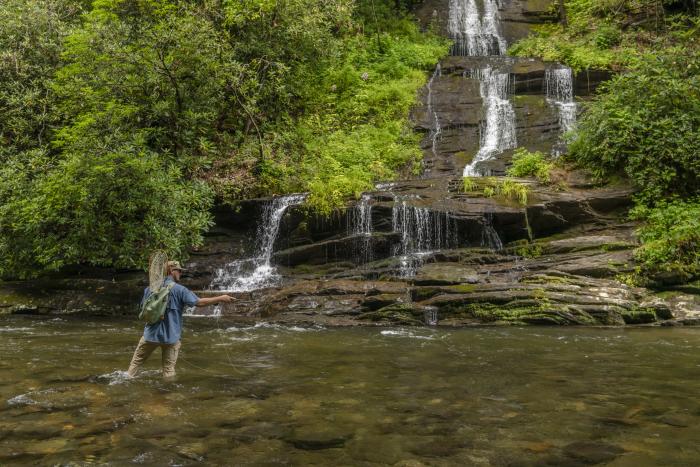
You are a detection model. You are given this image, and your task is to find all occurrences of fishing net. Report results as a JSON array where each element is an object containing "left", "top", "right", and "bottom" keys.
[{"left": 148, "top": 250, "right": 168, "bottom": 292}]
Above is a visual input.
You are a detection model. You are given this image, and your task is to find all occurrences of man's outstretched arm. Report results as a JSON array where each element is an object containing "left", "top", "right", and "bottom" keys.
[{"left": 196, "top": 295, "right": 234, "bottom": 307}]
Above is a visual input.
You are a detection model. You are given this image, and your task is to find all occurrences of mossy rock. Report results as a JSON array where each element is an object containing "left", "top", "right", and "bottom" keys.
[
  {"left": 412, "top": 287, "right": 443, "bottom": 301},
  {"left": 359, "top": 303, "right": 424, "bottom": 325},
  {"left": 621, "top": 308, "right": 658, "bottom": 324}
]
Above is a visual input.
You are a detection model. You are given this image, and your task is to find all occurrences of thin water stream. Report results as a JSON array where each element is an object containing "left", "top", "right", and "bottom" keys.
[{"left": 3, "top": 316, "right": 700, "bottom": 465}]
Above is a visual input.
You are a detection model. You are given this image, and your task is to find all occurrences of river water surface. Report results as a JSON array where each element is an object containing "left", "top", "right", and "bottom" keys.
[{"left": 2, "top": 316, "right": 700, "bottom": 465}]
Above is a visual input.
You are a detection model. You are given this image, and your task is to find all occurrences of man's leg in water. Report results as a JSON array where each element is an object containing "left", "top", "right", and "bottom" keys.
[
  {"left": 127, "top": 336, "right": 158, "bottom": 377},
  {"left": 161, "top": 340, "right": 181, "bottom": 379}
]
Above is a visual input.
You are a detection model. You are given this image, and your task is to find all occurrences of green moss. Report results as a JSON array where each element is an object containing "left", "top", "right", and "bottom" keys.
[
  {"left": 516, "top": 243, "right": 543, "bottom": 258},
  {"left": 446, "top": 284, "right": 477, "bottom": 294},
  {"left": 412, "top": 287, "right": 442, "bottom": 301},
  {"left": 621, "top": 308, "right": 658, "bottom": 325},
  {"left": 359, "top": 303, "right": 424, "bottom": 325}
]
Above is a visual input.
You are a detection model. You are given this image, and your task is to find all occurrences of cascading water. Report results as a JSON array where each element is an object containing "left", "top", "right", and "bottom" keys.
[
  {"left": 448, "top": 0, "right": 516, "bottom": 176},
  {"left": 480, "top": 212, "right": 503, "bottom": 251},
  {"left": 391, "top": 195, "right": 456, "bottom": 277},
  {"left": 448, "top": 0, "right": 506, "bottom": 56},
  {"left": 210, "top": 193, "right": 306, "bottom": 292},
  {"left": 463, "top": 67, "right": 517, "bottom": 176},
  {"left": 545, "top": 67, "right": 577, "bottom": 155},
  {"left": 347, "top": 194, "right": 374, "bottom": 265},
  {"left": 426, "top": 64, "right": 443, "bottom": 165}
]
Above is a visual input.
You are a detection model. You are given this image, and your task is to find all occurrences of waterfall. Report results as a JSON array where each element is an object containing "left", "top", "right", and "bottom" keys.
[
  {"left": 391, "top": 196, "right": 456, "bottom": 277},
  {"left": 426, "top": 64, "right": 443, "bottom": 163},
  {"left": 546, "top": 67, "right": 576, "bottom": 132},
  {"left": 463, "top": 67, "right": 517, "bottom": 176},
  {"left": 347, "top": 194, "right": 374, "bottom": 264},
  {"left": 448, "top": 0, "right": 507, "bottom": 56},
  {"left": 210, "top": 193, "right": 306, "bottom": 292},
  {"left": 424, "top": 307, "right": 439, "bottom": 325},
  {"left": 546, "top": 67, "right": 577, "bottom": 155},
  {"left": 480, "top": 213, "right": 503, "bottom": 251},
  {"left": 447, "top": 0, "right": 516, "bottom": 176}
]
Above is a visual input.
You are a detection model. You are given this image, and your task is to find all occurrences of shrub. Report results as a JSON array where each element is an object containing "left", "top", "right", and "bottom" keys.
[
  {"left": 595, "top": 24, "right": 622, "bottom": 48},
  {"left": 507, "top": 148, "right": 554, "bottom": 183},
  {"left": 631, "top": 200, "right": 700, "bottom": 283},
  {"left": 568, "top": 51, "right": 700, "bottom": 203},
  {"left": 0, "top": 149, "right": 213, "bottom": 278}
]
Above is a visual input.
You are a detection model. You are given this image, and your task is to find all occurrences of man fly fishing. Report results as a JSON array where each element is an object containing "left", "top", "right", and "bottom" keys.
[{"left": 127, "top": 258, "right": 234, "bottom": 379}]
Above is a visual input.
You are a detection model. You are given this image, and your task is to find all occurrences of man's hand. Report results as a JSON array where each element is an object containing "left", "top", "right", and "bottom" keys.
[{"left": 217, "top": 295, "right": 235, "bottom": 303}]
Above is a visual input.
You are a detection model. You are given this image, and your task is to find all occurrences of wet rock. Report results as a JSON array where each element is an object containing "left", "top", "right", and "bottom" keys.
[
  {"left": 414, "top": 263, "right": 479, "bottom": 286},
  {"left": 657, "top": 413, "right": 692, "bottom": 427},
  {"left": 348, "top": 435, "right": 404, "bottom": 464},
  {"left": 563, "top": 441, "right": 625, "bottom": 464},
  {"left": 286, "top": 426, "right": 352, "bottom": 450},
  {"left": 362, "top": 294, "right": 402, "bottom": 311},
  {"left": 360, "top": 303, "right": 425, "bottom": 325},
  {"left": 407, "top": 437, "right": 468, "bottom": 458}
]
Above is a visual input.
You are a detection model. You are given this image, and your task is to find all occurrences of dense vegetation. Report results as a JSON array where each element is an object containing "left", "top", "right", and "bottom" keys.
[
  {"left": 510, "top": 0, "right": 699, "bottom": 283},
  {"left": 0, "top": 0, "right": 447, "bottom": 277}
]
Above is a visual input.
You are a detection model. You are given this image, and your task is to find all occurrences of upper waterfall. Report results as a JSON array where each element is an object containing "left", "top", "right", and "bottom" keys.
[{"left": 448, "top": 0, "right": 507, "bottom": 56}]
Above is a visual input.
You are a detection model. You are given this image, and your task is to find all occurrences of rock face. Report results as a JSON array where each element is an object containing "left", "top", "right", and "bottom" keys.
[
  {"left": 412, "top": 0, "right": 611, "bottom": 178},
  {"left": 411, "top": 55, "right": 609, "bottom": 178},
  {"left": 1, "top": 178, "right": 689, "bottom": 326}
]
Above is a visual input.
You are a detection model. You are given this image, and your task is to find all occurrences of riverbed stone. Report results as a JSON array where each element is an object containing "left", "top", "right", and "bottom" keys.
[
  {"left": 286, "top": 426, "right": 353, "bottom": 450},
  {"left": 563, "top": 441, "right": 625, "bottom": 464}
]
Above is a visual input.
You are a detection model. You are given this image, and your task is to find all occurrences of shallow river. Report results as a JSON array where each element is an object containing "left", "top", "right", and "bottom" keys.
[{"left": 2, "top": 316, "right": 700, "bottom": 466}]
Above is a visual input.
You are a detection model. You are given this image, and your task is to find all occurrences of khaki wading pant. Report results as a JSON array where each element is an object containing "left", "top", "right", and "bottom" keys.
[{"left": 127, "top": 336, "right": 181, "bottom": 378}]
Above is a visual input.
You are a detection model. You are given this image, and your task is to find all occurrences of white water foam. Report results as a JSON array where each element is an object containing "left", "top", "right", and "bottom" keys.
[
  {"left": 380, "top": 329, "right": 436, "bottom": 340},
  {"left": 463, "top": 67, "right": 517, "bottom": 176},
  {"left": 449, "top": 0, "right": 507, "bottom": 56},
  {"left": 546, "top": 67, "right": 577, "bottom": 155},
  {"left": 223, "top": 322, "right": 325, "bottom": 333},
  {"left": 391, "top": 195, "right": 457, "bottom": 278},
  {"left": 426, "top": 63, "right": 443, "bottom": 170},
  {"left": 347, "top": 193, "right": 374, "bottom": 265}
]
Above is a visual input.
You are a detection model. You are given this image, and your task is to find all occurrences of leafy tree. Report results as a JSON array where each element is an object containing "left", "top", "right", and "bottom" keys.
[
  {"left": 0, "top": 0, "right": 85, "bottom": 156},
  {"left": 0, "top": 147, "right": 212, "bottom": 277}
]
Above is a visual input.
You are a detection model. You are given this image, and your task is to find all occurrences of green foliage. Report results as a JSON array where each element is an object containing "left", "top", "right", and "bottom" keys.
[
  {"left": 511, "top": 0, "right": 700, "bottom": 285},
  {"left": 0, "top": 0, "right": 84, "bottom": 156},
  {"left": 0, "top": 149, "right": 212, "bottom": 278},
  {"left": 516, "top": 243, "right": 544, "bottom": 259},
  {"left": 508, "top": 0, "right": 700, "bottom": 71},
  {"left": 630, "top": 200, "right": 700, "bottom": 282},
  {"left": 0, "top": 0, "right": 447, "bottom": 276},
  {"left": 507, "top": 148, "right": 555, "bottom": 183},
  {"left": 462, "top": 177, "right": 478, "bottom": 192},
  {"left": 250, "top": 21, "right": 448, "bottom": 212},
  {"left": 568, "top": 51, "right": 700, "bottom": 203},
  {"left": 495, "top": 179, "right": 531, "bottom": 205}
]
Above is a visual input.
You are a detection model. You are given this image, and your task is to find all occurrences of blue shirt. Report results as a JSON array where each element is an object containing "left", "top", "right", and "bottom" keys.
[{"left": 141, "top": 277, "right": 199, "bottom": 344}]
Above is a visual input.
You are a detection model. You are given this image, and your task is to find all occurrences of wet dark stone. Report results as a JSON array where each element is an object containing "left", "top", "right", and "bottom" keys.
[
  {"left": 563, "top": 441, "right": 625, "bottom": 464},
  {"left": 287, "top": 435, "right": 350, "bottom": 450},
  {"left": 408, "top": 437, "right": 469, "bottom": 458},
  {"left": 658, "top": 414, "right": 691, "bottom": 427}
]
